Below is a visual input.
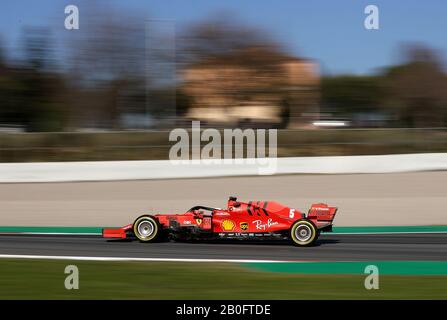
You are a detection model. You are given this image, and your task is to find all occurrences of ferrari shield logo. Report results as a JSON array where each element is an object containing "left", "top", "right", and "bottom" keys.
[
  {"left": 195, "top": 218, "right": 202, "bottom": 226},
  {"left": 240, "top": 222, "right": 248, "bottom": 231}
]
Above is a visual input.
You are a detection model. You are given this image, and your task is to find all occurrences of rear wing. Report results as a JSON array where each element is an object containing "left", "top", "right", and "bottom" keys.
[{"left": 307, "top": 203, "right": 337, "bottom": 232}]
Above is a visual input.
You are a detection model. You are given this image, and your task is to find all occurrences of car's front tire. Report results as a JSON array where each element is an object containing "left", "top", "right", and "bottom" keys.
[
  {"left": 133, "top": 215, "right": 161, "bottom": 242},
  {"left": 290, "top": 219, "right": 318, "bottom": 246}
]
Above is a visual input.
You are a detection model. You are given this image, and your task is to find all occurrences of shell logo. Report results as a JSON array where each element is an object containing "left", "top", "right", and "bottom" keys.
[{"left": 221, "top": 219, "right": 235, "bottom": 231}]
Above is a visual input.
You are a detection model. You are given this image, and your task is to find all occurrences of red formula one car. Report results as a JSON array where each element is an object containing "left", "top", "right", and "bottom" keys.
[{"left": 103, "top": 197, "right": 337, "bottom": 246}]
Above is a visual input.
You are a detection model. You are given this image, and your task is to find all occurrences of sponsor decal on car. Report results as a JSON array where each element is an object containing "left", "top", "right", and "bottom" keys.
[
  {"left": 202, "top": 217, "right": 212, "bottom": 229},
  {"left": 221, "top": 219, "right": 235, "bottom": 231},
  {"left": 195, "top": 218, "right": 202, "bottom": 225},
  {"left": 240, "top": 222, "right": 248, "bottom": 231},
  {"left": 252, "top": 218, "right": 279, "bottom": 230},
  {"left": 215, "top": 212, "right": 230, "bottom": 216}
]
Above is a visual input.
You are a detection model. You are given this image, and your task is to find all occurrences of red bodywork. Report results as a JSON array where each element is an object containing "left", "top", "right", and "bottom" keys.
[{"left": 103, "top": 198, "right": 337, "bottom": 240}]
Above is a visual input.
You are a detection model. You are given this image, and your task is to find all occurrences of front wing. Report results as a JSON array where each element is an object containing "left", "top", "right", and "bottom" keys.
[{"left": 103, "top": 224, "right": 132, "bottom": 239}]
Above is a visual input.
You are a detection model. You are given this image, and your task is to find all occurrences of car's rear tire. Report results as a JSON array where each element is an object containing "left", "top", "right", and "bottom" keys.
[
  {"left": 290, "top": 219, "right": 318, "bottom": 246},
  {"left": 133, "top": 215, "right": 160, "bottom": 242}
]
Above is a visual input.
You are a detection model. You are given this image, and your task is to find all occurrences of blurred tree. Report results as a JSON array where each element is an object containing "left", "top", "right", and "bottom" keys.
[
  {"left": 22, "top": 27, "right": 55, "bottom": 71},
  {"left": 0, "top": 42, "right": 21, "bottom": 127},
  {"left": 177, "top": 13, "right": 280, "bottom": 64},
  {"left": 67, "top": 4, "right": 148, "bottom": 129},
  {"left": 384, "top": 44, "right": 447, "bottom": 127},
  {"left": 321, "top": 45, "right": 447, "bottom": 128},
  {"left": 0, "top": 29, "right": 67, "bottom": 132},
  {"left": 20, "top": 28, "right": 66, "bottom": 131},
  {"left": 0, "top": 39, "right": 5, "bottom": 67},
  {"left": 321, "top": 75, "right": 384, "bottom": 115},
  {"left": 175, "top": 89, "right": 191, "bottom": 118},
  {"left": 177, "top": 13, "right": 288, "bottom": 98}
]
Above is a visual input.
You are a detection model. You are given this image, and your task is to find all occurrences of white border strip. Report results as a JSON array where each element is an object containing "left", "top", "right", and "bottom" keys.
[
  {"left": 0, "top": 254, "right": 288, "bottom": 263},
  {"left": 1, "top": 153, "right": 447, "bottom": 182}
]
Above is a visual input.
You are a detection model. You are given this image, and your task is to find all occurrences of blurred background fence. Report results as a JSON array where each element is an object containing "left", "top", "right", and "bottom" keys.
[{"left": 1, "top": 128, "right": 446, "bottom": 162}]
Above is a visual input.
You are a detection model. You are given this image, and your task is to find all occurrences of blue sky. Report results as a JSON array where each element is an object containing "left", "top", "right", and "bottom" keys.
[{"left": 1, "top": 0, "right": 446, "bottom": 74}]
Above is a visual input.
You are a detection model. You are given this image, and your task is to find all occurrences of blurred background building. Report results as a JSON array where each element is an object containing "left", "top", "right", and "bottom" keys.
[{"left": 181, "top": 47, "right": 319, "bottom": 128}]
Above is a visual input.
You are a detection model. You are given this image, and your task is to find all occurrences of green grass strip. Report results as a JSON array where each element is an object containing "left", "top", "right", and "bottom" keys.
[
  {"left": 0, "top": 259, "right": 447, "bottom": 299},
  {"left": 244, "top": 261, "right": 447, "bottom": 275}
]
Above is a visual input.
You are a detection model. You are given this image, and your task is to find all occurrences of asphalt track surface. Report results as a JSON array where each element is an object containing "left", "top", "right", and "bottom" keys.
[{"left": 0, "top": 233, "right": 446, "bottom": 261}]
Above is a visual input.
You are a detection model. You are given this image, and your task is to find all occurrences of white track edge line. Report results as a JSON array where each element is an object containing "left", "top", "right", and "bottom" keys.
[{"left": 0, "top": 254, "right": 292, "bottom": 263}]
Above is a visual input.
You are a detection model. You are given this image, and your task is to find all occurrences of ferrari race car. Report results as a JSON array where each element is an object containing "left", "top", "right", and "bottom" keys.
[{"left": 103, "top": 197, "right": 337, "bottom": 246}]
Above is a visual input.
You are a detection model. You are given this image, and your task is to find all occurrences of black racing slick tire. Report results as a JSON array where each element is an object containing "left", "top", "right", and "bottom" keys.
[
  {"left": 133, "top": 215, "right": 161, "bottom": 242},
  {"left": 290, "top": 219, "right": 318, "bottom": 246}
]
